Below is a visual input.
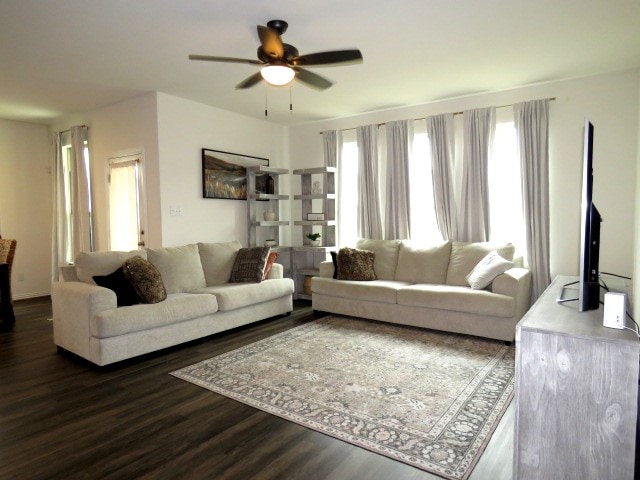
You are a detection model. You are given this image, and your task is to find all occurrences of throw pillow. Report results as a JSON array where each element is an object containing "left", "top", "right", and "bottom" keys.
[
  {"left": 330, "top": 251, "right": 338, "bottom": 279},
  {"left": 336, "top": 247, "right": 377, "bottom": 281},
  {"left": 122, "top": 256, "right": 167, "bottom": 304},
  {"left": 93, "top": 267, "right": 141, "bottom": 307},
  {"left": 466, "top": 251, "right": 514, "bottom": 290},
  {"left": 262, "top": 252, "right": 279, "bottom": 280},
  {"left": 230, "top": 246, "right": 270, "bottom": 283}
]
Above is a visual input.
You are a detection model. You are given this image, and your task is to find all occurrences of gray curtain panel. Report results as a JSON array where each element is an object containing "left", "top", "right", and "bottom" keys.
[
  {"left": 51, "top": 132, "right": 65, "bottom": 281},
  {"left": 460, "top": 107, "right": 495, "bottom": 242},
  {"left": 70, "top": 125, "right": 94, "bottom": 254},
  {"left": 514, "top": 99, "right": 551, "bottom": 301},
  {"left": 425, "top": 113, "right": 458, "bottom": 241},
  {"left": 322, "top": 130, "right": 338, "bottom": 168},
  {"left": 385, "top": 120, "right": 412, "bottom": 240},
  {"left": 356, "top": 124, "right": 383, "bottom": 240}
]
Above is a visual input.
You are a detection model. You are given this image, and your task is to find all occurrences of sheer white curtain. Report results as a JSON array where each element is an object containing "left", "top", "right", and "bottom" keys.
[
  {"left": 514, "top": 99, "right": 551, "bottom": 301},
  {"left": 356, "top": 125, "right": 383, "bottom": 239},
  {"left": 109, "top": 159, "right": 140, "bottom": 251},
  {"left": 425, "top": 113, "right": 458, "bottom": 240},
  {"left": 459, "top": 107, "right": 495, "bottom": 242},
  {"left": 385, "top": 120, "right": 412, "bottom": 240}
]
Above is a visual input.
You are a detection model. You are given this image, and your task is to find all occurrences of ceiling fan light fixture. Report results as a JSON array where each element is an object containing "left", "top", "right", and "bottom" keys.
[{"left": 260, "top": 64, "right": 295, "bottom": 86}]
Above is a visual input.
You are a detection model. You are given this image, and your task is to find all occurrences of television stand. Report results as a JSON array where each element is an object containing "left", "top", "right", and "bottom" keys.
[{"left": 514, "top": 275, "right": 638, "bottom": 479}]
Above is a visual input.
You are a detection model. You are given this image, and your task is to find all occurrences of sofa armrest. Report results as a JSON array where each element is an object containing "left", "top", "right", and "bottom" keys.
[
  {"left": 319, "top": 261, "right": 334, "bottom": 278},
  {"left": 491, "top": 267, "right": 532, "bottom": 319},
  {"left": 266, "top": 262, "right": 284, "bottom": 280},
  {"left": 52, "top": 281, "right": 117, "bottom": 358}
]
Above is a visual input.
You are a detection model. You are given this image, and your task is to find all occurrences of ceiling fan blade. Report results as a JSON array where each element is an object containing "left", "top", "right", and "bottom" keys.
[
  {"left": 293, "top": 67, "right": 333, "bottom": 90},
  {"left": 235, "top": 72, "right": 263, "bottom": 89},
  {"left": 292, "top": 49, "right": 363, "bottom": 67},
  {"left": 257, "top": 25, "right": 284, "bottom": 59},
  {"left": 189, "top": 54, "right": 262, "bottom": 65}
]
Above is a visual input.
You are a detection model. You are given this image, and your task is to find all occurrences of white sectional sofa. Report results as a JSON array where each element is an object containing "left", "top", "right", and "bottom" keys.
[
  {"left": 312, "top": 239, "right": 531, "bottom": 342},
  {"left": 52, "top": 242, "right": 294, "bottom": 366}
]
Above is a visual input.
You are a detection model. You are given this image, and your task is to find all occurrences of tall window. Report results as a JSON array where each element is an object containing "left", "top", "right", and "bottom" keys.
[
  {"left": 60, "top": 131, "right": 93, "bottom": 264},
  {"left": 488, "top": 122, "right": 527, "bottom": 259},
  {"left": 336, "top": 118, "right": 526, "bottom": 253}
]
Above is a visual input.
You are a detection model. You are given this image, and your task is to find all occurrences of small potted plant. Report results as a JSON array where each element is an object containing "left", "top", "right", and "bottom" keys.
[{"left": 306, "top": 232, "right": 321, "bottom": 247}]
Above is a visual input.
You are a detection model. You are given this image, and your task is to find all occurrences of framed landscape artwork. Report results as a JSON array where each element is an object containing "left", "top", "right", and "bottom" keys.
[{"left": 202, "top": 149, "right": 269, "bottom": 200}]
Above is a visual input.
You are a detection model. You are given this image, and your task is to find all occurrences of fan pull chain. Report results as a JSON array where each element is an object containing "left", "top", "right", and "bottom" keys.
[
  {"left": 289, "top": 85, "right": 293, "bottom": 114},
  {"left": 264, "top": 83, "right": 268, "bottom": 117}
]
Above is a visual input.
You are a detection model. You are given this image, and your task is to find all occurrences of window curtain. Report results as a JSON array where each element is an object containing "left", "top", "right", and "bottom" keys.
[
  {"left": 425, "top": 113, "right": 458, "bottom": 240},
  {"left": 109, "top": 159, "right": 140, "bottom": 251},
  {"left": 70, "top": 126, "right": 94, "bottom": 255},
  {"left": 459, "top": 107, "right": 495, "bottom": 242},
  {"left": 51, "top": 132, "right": 66, "bottom": 281},
  {"left": 322, "top": 130, "right": 338, "bottom": 168},
  {"left": 356, "top": 125, "right": 383, "bottom": 239},
  {"left": 51, "top": 125, "right": 94, "bottom": 281},
  {"left": 514, "top": 99, "right": 551, "bottom": 301},
  {"left": 384, "top": 120, "right": 412, "bottom": 240}
]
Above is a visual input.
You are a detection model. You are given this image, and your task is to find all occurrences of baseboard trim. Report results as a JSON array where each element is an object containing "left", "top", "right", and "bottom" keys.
[{"left": 13, "top": 290, "right": 51, "bottom": 301}]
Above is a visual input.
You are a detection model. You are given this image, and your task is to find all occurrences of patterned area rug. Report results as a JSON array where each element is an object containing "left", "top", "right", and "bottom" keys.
[{"left": 171, "top": 316, "right": 515, "bottom": 480}]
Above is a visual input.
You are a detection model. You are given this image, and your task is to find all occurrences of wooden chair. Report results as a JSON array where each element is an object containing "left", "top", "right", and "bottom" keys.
[{"left": 0, "top": 238, "right": 17, "bottom": 331}]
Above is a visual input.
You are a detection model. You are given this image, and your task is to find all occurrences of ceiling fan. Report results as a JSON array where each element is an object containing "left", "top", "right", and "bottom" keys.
[{"left": 188, "top": 19, "right": 363, "bottom": 90}]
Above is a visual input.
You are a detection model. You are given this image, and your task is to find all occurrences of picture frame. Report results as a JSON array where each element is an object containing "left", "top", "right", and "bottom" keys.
[
  {"left": 307, "top": 213, "right": 325, "bottom": 221},
  {"left": 202, "top": 149, "right": 269, "bottom": 200}
]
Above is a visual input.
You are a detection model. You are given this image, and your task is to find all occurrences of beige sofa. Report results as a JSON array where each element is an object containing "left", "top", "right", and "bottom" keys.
[
  {"left": 52, "top": 242, "right": 294, "bottom": 366},
  {"left": 312, "top": 239, "right": 531, "bottom": 342}
]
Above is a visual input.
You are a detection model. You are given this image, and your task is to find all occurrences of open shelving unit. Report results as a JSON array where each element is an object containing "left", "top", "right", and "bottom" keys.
[
  {"left": 292, "top": 166, "right": 336, "bottom": 300},
  {"left": 247, "top": 166, "right": 291, "bottom": 274}
]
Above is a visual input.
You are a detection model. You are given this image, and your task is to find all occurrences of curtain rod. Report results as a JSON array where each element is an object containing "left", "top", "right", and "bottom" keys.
[
  {"left": 58, "top": 124, "right": 88, "bottom": 134},
  {"left": 319, "top": 97, "right": 556, "bottom": 134}
]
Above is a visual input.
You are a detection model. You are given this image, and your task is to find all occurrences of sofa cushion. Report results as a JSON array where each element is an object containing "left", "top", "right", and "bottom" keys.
[
  {"left": 198, "top": 241, "right": 242, "bottom": 286},
  {"left": 445, "top": 242, "right": 515, "bottom": 286},
  {"left": 466, "top": 251, "right": 514, "bottom": 290},
  {"left": 395, "top": 241, "right": 452, "bottom": 284},
  {"left": 146, "top": 244, "right": 206, "bottom": 294},
  {"left": 397, "top": 284, "right": 514, "bottom": 317},
  {"left": 312, "top": 277, "right": 411, "bottom": 304},
  {"left": 355, "top": 239, "right": 402, "bottom": 281},
  {"left": 90, "top": 293, "right": 219, "bottom": 338},
  {"left": 75, "top": 250, "right": 147, "bottom": 285},
  {"left": 93, "top": 267, "right": 141, "bottom": 307},
  {"left": 336, "top": 247, "right": 376, "bottom": 281},
  {"left": 193, "top": 278, "right": 294, "bottom": 312},
  {"left": 230, "top": 247, "right": 270, "bottom": 283},
  {"left": 123, "top": 256, "right": 167, "bottom": 304}
]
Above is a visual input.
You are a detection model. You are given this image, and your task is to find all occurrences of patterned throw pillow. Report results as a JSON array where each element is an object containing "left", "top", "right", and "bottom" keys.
[
  {"left": 93, "top": 267, "right": 141, "bottom": 307},
  {"left": 122, "top": 256, "right": 167, "bottom": 304},
  {"left": 230, "top": 247, "right": 270, "bottom": 283},
  {"left": 336, "top": 247, "right": 377, "bottom": 281}
]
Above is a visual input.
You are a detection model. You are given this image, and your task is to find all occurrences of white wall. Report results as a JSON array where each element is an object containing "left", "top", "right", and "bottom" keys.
[
  {"left": 0, "top": 119, "right": 51, "bottom": 299},
  {"left": 289, "top": 70, "right": 640, "bottom": 280},
  {"left": 156, "top": 93, "right": 289, "bottom": 247}
]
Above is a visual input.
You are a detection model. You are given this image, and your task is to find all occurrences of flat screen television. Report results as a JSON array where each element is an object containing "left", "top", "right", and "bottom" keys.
[{"left": 578, "top": 119, "right": 602, "bottom": 311}]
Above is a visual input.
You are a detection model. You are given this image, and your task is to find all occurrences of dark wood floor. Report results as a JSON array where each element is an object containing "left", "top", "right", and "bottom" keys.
[{"left": 0, "top": 298, "right": 514, "bottom": 480}]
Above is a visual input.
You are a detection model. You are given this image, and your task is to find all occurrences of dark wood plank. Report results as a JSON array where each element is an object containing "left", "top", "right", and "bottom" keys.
[{"left": 0, "top": 297, "right": 514, "bottom": 480}]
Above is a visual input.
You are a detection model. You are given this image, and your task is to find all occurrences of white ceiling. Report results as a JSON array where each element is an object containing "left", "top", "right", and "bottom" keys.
[{"left": 1, "top": 0, "right": 639, "bottom": 126}]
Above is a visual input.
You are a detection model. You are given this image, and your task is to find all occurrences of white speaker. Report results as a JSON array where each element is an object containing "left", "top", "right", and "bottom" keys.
[{"left": 603, "top": 292, "right": 626, "bottom": 329}]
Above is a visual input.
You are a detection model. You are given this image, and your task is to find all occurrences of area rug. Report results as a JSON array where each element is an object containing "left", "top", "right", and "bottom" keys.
[{"left": 171, "top": 316, "right": 515, "bottom": 480}]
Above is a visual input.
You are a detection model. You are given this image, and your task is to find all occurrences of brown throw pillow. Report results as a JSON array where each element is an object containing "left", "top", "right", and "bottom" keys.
[
  {"left": 230, "top": 247, "right": 270, "bottom": 283},
  {"left": 122, "top": 256, "right": 167, "bottom": 304},
  {"left": 336, "top": 247, "right": 376, "bottom": 281}
]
